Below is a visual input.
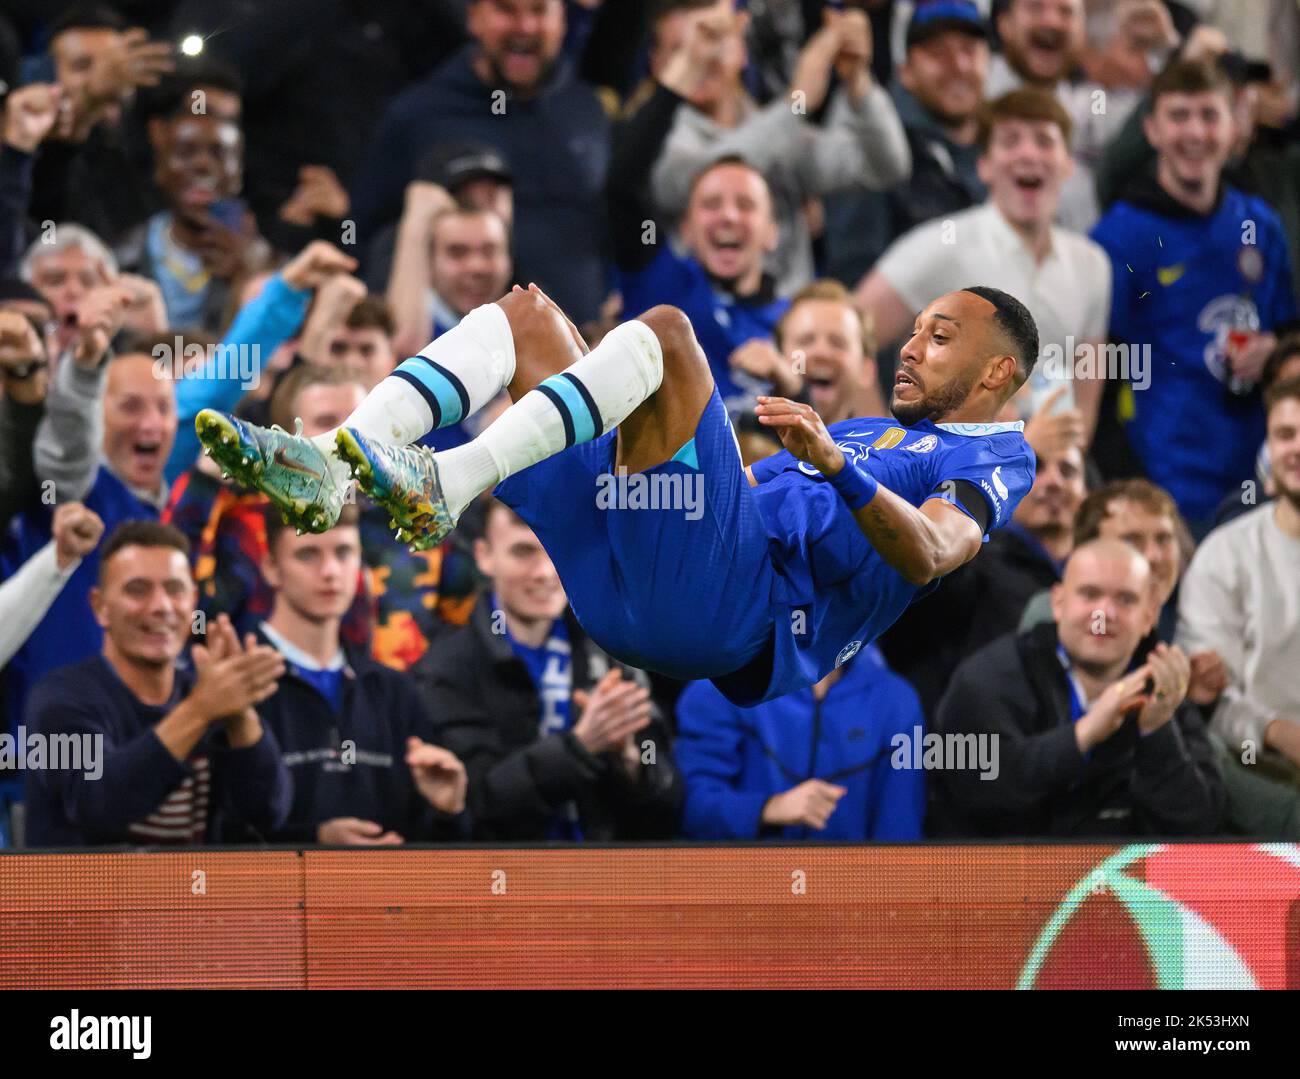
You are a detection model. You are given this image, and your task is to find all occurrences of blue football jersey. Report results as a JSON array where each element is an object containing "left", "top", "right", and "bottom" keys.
[
  {"left": 743, "top": 416, "right": 1035, "bottom": 700},
  {"left": 1091, "top": 185, "right": 1299, "bottom": 522}
]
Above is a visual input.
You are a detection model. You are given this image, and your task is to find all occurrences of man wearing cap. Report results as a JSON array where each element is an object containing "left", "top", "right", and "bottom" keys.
[
  {"left": 387, "top": 175, "right": 513, "bottom": 353},
  {"left": 827, "top": 0, "right": 992, "bottom": 285}
]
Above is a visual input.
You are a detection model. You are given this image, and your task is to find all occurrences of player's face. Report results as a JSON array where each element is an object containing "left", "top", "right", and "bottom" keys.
[
  {"left": 102, "top": 354, "right": 178, "bottom": 494},
  {"left": 997, "top": 0, "right": 1084, "bottom": 85},
  {"left": 782, "top": 299, "right": 873, "bottom": 425},
  {"left": 93, "top": 546, "right": 196, "bottom": 669},
  {"left": 978, "top": 118, "right": 1073, "bottom": 230},
  {"left": 154, "top": 115, "right": 243, "bottom": 225},
  {"left": 1052, "top": 547, "right": 1152, "bottom": 675},
  {"left": 1144, "top": 91, "right": 1233, "bottom": 196},
  {"left": 683, "top": 164, "right": 777, "bottom": 290},
  {"left": 1013, "top": 444, "right": 1085, "bottom": 533},
  {"left": 892, "top": 292, "right": 1003, "bottom": 425},
  {"left": 265, "top": 527, "right": 362, "bottom": 623},
  {"left": 320, "top": 327, "right": 397, "bottom": 390},
  {"left": 1096, "top": 498, "right": 1179, "bottom": 606},
  {"left": 469, "top": 0, "right": 566, "bottom": 94},
  {"left": 476, "top": 507, "right": 566, "bottom": 625},
  {"left": 1266, "top": 397, "right": 1300, "bottom": 507},
  {"left": 430, "top": 212, "right": 513, "bottom": 318},
  {"left": 900, "top": 31, "right": 989, "bottom": 127},
  {"left": 292, "top": 382, "right": 366, "bottom": 438}
]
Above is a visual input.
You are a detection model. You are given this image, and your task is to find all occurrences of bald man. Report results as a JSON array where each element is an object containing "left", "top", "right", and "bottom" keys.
[{"left": 933, "top": 538, "right": 1223, "bottom": 838}]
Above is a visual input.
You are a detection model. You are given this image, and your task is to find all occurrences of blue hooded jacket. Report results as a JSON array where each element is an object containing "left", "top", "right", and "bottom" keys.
[{"left": 675, "top": 644, "right": 925, "bottom": 840}]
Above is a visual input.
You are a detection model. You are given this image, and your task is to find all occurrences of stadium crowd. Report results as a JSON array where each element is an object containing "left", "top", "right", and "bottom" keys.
[{"left": 1, "top": 0, "right": 1298, "bottom": 847}]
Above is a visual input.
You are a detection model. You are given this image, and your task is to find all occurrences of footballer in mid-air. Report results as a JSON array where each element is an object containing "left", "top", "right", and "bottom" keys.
[{"left": 196, "top": 282, "right": 1037, "bottom": 705}]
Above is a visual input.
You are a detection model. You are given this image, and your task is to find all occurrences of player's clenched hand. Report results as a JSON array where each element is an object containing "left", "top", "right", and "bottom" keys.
[
  {"left": 572, "top": 669, "right": 652, "bottom": 755},
  {"left": 762, "top": 779, "right": 847, "bottom": 830},
  {"left": 755, "top": 396, "right": 844, "bottom": 476}
]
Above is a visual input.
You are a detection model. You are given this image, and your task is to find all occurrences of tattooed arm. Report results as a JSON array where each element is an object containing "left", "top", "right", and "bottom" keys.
[{"left": 849, "top": 487, "right": 982, "bottom": 586}]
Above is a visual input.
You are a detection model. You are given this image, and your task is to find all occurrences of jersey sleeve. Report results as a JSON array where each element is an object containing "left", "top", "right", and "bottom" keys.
[
  {"left": 748, "top": 446, "right": 797, "bottom": 485},
  {"left": 933, "top": 436, "right": 1036, "bottom": 534}
]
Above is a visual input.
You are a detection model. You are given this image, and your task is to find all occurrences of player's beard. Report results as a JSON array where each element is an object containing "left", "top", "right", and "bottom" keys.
[{"left": 890, "top": 368, "right": 980, "bottom": 426}]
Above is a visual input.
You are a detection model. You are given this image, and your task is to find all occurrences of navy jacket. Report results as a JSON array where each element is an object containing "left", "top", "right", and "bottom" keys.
[
  {"left": 933, "top": 621, "right": 1225, "bottom": 838},
  {"left": 674, "top": 644, "right": 926, "bottom": 841},
  {"left": 253, "top": 630, "right": 464, "bottom": 843},
  {"left": 349, "top": 46, "right": 610, "bottom": 322},
  {"left": 413, "top": 595, "right": 681, "bottom": 841},
  {"left": 24, "top": 654, "right": 291, "bottom": 847}
]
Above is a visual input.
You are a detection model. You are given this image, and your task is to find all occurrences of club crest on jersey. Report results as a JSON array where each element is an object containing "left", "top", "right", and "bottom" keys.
[
  {"left": 835, "top": 640, "right": 862, "bottom": 668},
  {"left": 905, "top": 434, "right": 938, "bottom": 453}
]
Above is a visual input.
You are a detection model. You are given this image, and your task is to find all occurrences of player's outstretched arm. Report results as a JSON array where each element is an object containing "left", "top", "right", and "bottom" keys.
[{"left": 755, "top": 396, "right": 982, "bottom": 586}]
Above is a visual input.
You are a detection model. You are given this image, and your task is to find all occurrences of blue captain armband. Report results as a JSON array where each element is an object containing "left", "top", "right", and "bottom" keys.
[{"left": 827, "top": 460, "right": 878, "bottom": 510}]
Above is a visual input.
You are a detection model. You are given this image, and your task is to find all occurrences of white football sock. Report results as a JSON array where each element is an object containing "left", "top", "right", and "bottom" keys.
[
  {"left": 315, "top": 302, "right": 517, "bottom": 451},
  {"left": 435, "top": 318, "right": 664, "bottom": 518}
]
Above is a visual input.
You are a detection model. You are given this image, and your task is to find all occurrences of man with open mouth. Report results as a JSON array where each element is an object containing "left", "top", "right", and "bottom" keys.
[{"left": 856, "top": 88, "right": 1112, "bottom": 448}]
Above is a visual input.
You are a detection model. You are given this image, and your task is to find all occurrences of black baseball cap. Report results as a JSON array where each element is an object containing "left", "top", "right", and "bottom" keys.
[
  {"left": 906, "top": 0, "right": 989, "bottom": 50},
  {"left": 417, "top": 142, "right": 513, "bottom": 194}
]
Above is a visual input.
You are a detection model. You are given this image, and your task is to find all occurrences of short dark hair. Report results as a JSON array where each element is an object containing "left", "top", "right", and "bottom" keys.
[
  {"left": 144, "top": 57, "right": 245, "bottom": 121},
  {"left": 50, "top": 3, "right": 127, "bottom": 38},
  {"left": 1262, "top": 332, "right": 1300, "bottom": 390},
  {"left": 961, "top": 285, "right": 1039, "bottom": 386},
  {"left": 1073, "top": 479, "right": 1181, "bottom": 546},
  {"left": 262, "top": 502, "right": 361, "bottom": 556},
  {"left": 977, "top": 87, "right": 1073, "bottom": 150},
  {"left": 98, "top": 520, "right": 191, "bottom": 585},
  {"left": 1149, "top": 58, "right": 1233, "bottom": 108},
  {"left": 345, "top": 294, "right": 395, "bottom": 336},
  {"left": 1265, "top": 374, "right": 1300, "bottom": 417}
]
